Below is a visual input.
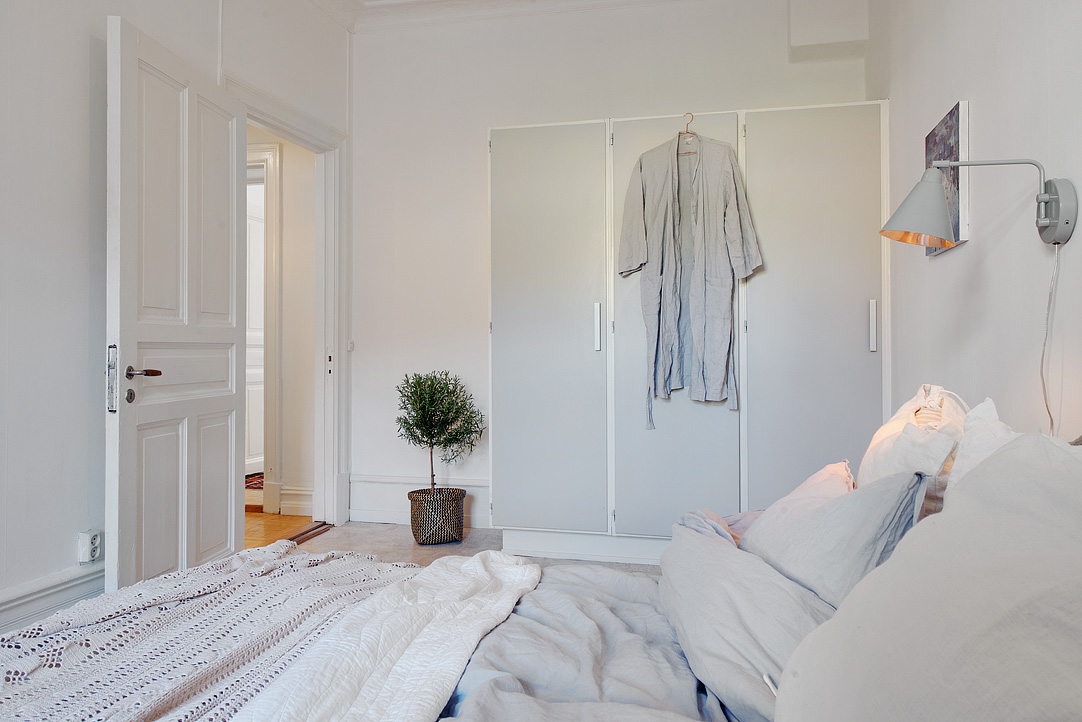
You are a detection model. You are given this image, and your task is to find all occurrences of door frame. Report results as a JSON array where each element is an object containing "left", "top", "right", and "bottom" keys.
[{"left": 224, "top": 73, "right": 352, "bottom": 526}]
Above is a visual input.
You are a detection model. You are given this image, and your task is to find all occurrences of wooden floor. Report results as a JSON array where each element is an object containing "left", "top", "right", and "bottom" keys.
[{"left": 244, "top": 512, "right": 314, "bottom": 548}]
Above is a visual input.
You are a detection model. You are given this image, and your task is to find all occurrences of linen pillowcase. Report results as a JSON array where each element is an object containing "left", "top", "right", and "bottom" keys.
[
  {"left": 946, "top": 398, "right": 1019, "bottom": 489},
  {"left": 947, "top": 398, "right": 1082, "bottom": 497},
  {"left": 774, "top": 432, "right": 1082, "bottom": 722},
  {"left": 743, "top": 460, "right": 855, "bottom": 529},
  {"left": 856, "top": 384, "right": 967, "bottom": 518},
  {"left": 660, "top": 516, "right": 835, "bottom": 722},
  {"left": 739, "top": 470, "right": 922, "bottom": 608}
]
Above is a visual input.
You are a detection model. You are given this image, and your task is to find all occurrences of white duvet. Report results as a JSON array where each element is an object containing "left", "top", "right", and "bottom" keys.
[
  {"left": 1, "top": 544, "right": 538, "bottom": 722},
  {"left": 235, "top": 549, "right": 540, "bottom": 722}
]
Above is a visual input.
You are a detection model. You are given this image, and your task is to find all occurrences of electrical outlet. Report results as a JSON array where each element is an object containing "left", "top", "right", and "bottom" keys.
[{"left": 78, "top": 530, "right": 103, "bottom": 564}]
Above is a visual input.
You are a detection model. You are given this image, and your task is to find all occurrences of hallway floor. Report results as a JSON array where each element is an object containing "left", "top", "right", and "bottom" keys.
[{"left": 244, "top": 512, "right": 313, "bottom": 548}]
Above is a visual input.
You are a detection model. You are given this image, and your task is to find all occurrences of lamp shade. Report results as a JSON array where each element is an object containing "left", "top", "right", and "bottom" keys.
[{"left": 880, "top": 168, "right": 956, "bottom": 248}]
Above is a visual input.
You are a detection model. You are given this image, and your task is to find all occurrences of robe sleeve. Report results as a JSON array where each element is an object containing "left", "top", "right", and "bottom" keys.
[
  {"left": 723, "top": 147, "right": 762, "bottom": 279},
  {"left": 618, "top": 159, "right": 648, "bottom": 276}
]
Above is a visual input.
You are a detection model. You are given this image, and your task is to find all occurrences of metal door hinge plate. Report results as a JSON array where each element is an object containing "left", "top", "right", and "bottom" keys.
[{"left": 106, "top": 345, "right": 118, "bottom": 413}]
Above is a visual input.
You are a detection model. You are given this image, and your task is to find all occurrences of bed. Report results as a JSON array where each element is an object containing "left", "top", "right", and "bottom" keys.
[{"left": 3, "top": 389, "right": 1081, "bottom": 721}]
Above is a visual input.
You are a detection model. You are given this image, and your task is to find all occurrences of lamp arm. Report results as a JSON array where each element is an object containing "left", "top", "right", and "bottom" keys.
[
  {"left": 932, "top": 159, "right": 1049, "bottom": 222},
  {"left": 931, "top": 158, "right": 1045, "bottom": 187}
]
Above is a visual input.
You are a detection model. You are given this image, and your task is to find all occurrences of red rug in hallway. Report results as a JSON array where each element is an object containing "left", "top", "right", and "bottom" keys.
[{"left": 245, "top": 473, "right": 264, "bottom": 490}]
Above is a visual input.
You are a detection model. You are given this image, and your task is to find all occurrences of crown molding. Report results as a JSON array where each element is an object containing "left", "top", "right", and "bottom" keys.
[{"left": 351, "top": 0, "right": 681, "bottom": 34}]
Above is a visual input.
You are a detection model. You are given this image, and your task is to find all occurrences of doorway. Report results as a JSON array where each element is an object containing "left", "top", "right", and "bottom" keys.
[{"left": 244, "top": 126, "right": 329, "bottom": 546}]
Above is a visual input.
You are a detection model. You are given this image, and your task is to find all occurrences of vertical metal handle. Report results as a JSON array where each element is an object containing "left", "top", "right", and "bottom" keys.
[
  {"left": 869, "top": 299, "right": 878, "bottom": 352},
  {"left": 594, "top": 302, "right": 602, "bottom": 351}
]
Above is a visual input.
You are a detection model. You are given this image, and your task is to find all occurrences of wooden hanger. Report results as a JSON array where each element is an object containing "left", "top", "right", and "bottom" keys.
[{"left": 678, "top": 112, "right": 697, "bottom": 155}]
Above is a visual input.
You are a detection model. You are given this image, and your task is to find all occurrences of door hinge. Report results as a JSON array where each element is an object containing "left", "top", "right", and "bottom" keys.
[
  {"left": 489, "top": 321, "right": 493, "bottom": 334},
  {"left": 328, "top": 354, "right": 333, "bottom": 375},
  {"left": 742, "top": 124, "right": 747, "bottom": 138},
  {"left": 106, "top": 345, "right": 118, "bottom": 413},
  {"left": 610, "top": 134, "right": 614, "bottom": 146},
  {"left": 488, "top": 139, "right": 492, "bottom": 152}
]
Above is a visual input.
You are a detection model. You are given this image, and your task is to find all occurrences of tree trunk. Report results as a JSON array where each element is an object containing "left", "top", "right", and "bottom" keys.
[{"left": 429, "top": 445, "right": 436, "bottom": 491}]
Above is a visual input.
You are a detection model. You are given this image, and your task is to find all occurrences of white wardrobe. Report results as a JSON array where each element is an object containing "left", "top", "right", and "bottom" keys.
[{"left": 490, "top": 102, "right": 886, "bottom": 561}]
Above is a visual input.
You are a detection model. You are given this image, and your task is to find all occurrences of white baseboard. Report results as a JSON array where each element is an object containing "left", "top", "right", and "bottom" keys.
[
  {"left": 501, "top": 529, "right": 667, "bottom": 565},
  {"left": 0, "top": 563, "right": 105, "bottom": 635},
  {"left": 349, "top": 475, "right": 491, "bottom": 529},
  {"left": 279, "top": 484, "right": 312, "bottom": 516}
]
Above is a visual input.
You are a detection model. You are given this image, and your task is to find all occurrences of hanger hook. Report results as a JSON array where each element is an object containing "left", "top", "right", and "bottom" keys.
[{"left": 683, "top": 112, "right": 694, "bottom": 133}]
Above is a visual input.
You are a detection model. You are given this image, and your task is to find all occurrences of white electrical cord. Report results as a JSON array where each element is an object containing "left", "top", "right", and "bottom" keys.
[{"left": 1039, "top": 244, "right": 1061, "bottom": 435}]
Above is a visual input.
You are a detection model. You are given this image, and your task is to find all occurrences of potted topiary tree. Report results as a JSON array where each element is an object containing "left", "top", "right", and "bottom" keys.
[{"left": 395, "top": 371, "right": 486, "bottom": 545}]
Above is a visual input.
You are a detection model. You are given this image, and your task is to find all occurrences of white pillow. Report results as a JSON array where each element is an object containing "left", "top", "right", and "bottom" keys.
[
  {"left": 948, "top": 398, "right": 1082, "bottom": 499},
  {"left": 739, "top": 469, "right": 922, "bottom": 608},
  {"left": 775, "top": 432, "right": 1082, "bottom": 722},
  {"left": 947, "top": 398, "right": 1019, "bottom": 489},
  {"left": 857, "top": 384, "right": 967, "bottom": 518},
  {"left": 745, "top": 460, "right": 854, "bottom": 529},
  {"left": 661, "top": 517, "right": 835, "bottom": 722}
]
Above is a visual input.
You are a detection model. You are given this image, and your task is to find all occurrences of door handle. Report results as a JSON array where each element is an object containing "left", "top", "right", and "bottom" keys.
[
  {"left": 126, "top": 365, "right": 162, "bottom": 379},
  {"left": 594, "top": 302, "right": 602, "bottom": 351},
  {"left": 868, "top": 299, "right": 878, "bottom": 352}
]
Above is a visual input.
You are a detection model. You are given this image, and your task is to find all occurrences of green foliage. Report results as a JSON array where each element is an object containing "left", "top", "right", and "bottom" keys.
[{"left": 395, "top": 371, "right": 486, "bottom": 488}]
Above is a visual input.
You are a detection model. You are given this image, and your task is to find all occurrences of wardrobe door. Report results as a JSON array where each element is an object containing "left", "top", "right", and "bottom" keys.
[
  {"left": 743, "top": 104, "right": 883, "bottom": 510},
  {"left": 612, "top": 113, "right": 742, "bottom": 537},
  {"left": 490, "top": 123, "right": 609, "bottom": 532}
]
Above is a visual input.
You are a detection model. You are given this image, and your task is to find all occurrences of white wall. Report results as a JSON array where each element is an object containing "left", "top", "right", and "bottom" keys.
[
  {"left": 0, "top": 0, "right": 348, "bottom": 627},
  {"left": 348, "top": 0, "right": 867, "bottom": 516},
  {"left": 247, "top": 126, "right": 320, "bottom": 516},
  {"left": 867, "top": 0, "right": 1082, "bottom": 440},
  {"left": 790, "top": 0, "right": 867, "bottom": 45}
]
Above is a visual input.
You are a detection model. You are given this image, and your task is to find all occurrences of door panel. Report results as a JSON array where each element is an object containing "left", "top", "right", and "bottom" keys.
[
  {"left": 743, "top": 104, "right": 883, "bottom": 510},
  {"left": 194, "top": 412, "right": 233, "bottom": 564},
  {"left": 612, "top": 113, "right": 742, "bottom": 536},
  {"left": 490, "top": 123, "right": 608, "bottom": 532},
  {"left": 196, "top": 99, "right": 236, "bottom": 324},
  {"left": 107, "top": 16, "right": 245, "bottom": 591},
  {"left": 138, "top": 421, "right": 183, "bottom": 580},
  {"left": 137, "top": 67, "right": 185, "bottom": 321}
]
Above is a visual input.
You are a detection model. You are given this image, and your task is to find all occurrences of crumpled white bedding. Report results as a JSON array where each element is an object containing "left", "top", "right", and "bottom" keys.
[
  {"left": 1, "top": 541, "right": 420, "bottom": 721},
  {"left": 235, "top": 549, "right": 540, "bottom": 722},
  {"left": 1, "top": 543, "right": 539, "bottom": 722},
  {"left": 441, "top": 563, "right": 727, "bottom": 722}
]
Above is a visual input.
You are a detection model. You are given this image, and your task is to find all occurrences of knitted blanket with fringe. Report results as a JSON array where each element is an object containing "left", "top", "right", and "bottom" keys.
[{"left": 0, "top": 541, "right": 419, "bottom": 721}]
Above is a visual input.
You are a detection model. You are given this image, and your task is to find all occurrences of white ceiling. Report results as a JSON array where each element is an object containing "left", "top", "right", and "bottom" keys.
[{"left": 312, "top": 0, "right": 673, "bottom": 33}]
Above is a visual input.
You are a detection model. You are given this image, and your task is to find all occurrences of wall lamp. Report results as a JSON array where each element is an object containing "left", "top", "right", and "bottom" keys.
[{"left": 881, "top": 159, "right": 1077, "bottom": 247}]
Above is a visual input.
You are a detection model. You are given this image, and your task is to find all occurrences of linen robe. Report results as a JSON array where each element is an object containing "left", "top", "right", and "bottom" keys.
[{"left": 619, "top": 134, "right": 761, "bottom": 428}]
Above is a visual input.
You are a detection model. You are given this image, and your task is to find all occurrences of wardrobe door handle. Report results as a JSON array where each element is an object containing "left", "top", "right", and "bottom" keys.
[
  {"left": 594, "top": 303, "right": 602, "bottom": 352},
  {"left": 869, "top": 299, "right": 878, "bottom": 352}
]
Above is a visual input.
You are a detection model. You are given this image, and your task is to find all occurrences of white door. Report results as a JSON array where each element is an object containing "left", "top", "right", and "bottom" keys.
[
  {"left": 743, "top": 104, "right": 883, "bottom": 509},
  {"left": 105, "top": 16, "right": 246, "bottom": 592},
  {"left": 611, "top": 113, "right": 743, "bottom": 535},
  {"left": 490, "top": 122, "right": 609, "bottom": 532}
]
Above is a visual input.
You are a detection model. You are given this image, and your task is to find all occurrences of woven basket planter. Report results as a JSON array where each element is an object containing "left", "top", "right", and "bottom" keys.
[{"left": 407, "top": 487, "right": 466, "bottom": 545}]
